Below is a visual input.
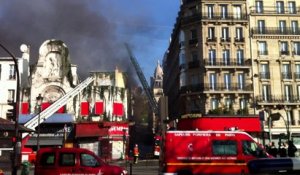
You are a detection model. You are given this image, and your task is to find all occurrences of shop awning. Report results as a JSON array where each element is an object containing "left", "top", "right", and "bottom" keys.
[
  {"left": 19, "top": 114, "right": 74, "bottom": 124},
  {"left": 177, "top": 116, "right": 261, "bottom": 132}
]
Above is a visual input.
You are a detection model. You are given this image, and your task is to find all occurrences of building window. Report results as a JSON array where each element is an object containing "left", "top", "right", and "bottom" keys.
[
  {"left": 280, "top": 41, "right": 289, "bottom": 55},
  {"left": 295, "top": 64, "right": 300, "bottom": 79},
  {"left": 191, "top": 74, "right": 199, "bottom": 85},
  {"left": 191, "top": 52, "right": 198, "bottom": 62},
  {"left": 258, "top": 20, "right": 265, "bottom": 34},
  {"left": 179, "top": 53, "right": 186, "bottom": 69},
  {"left": 262, "top": 84, "right": 271, "bottom": 101},
  {"left": 220, "top": 4, "right": 228, "bottom": 19},
  {"left": 288, "top": 1, "right": 296, "bottom": 14},
  {"left": 256, "top": 1, "right": 264, "bottom": 13},
  {"left": 211, "top": 98, "right": 219, "bottom": 110},
  {"left": 284, "top": 84, "right": 293, "bottom": 101},
  {"left": 222, "top": 49, "right": 230, "bottom": 65},
  {"left": 8, "top": 89, "right": 15, "bottom": 102},
  {"left": 238, "top": 73, "right": 245, "bottom": 90},
  {"left": 209, "top": 73, "right": 217, "bottom": 90},
  {"left": 279, "top": 20, "right": 287, "bottom": 34},
  {"left": 208, "top": 27, "right": 215, "bottom": 40},
  {"left": 225, "top": 97, "right": 233, "bottom": 109},
  {"left": 209, "top": 49, "right": 216, "bottom": 65},
  {"left": 282, "top": 64, "right": 292, "bottom": 79},
  {"left": 276, "top": 1, "right": 285, "bottom": 14},
  {"left": 297, "top": 85, "right": 300, "bottom": 100},
  {"left": 261, "top": 63, "right": 270, "bottom": 79},
  {"left": 224, "top": 73, "right": 231, "bottom": 90},
  {"left": 294, "top": 42, "right": 300, "bottom": 55},
  {"left": 291, "top": 21, "right": 299, "bottom": 34},
  {"left": 235, "top": 27, "right": 243, "bottom": 41},
  {"left": 237, "top": 49, "right": 244, "bottom": 65},
  {"left": 9, "top": 64, "right": 15, "bottom": 80},
  {"left": 207, "top": 4, "right": 214, "bottom": 19},
  {"left": 221, "top": 27, "right": 229, "bottom": 41},
  {"left": 233, "top": 5, "right": 242, "bottom": 19},
  {"left": 240, "top": 98, "right": 246, "bottom": 110},
  {"left": 258, "top": 41, "right": 268, "bottom": 55}
]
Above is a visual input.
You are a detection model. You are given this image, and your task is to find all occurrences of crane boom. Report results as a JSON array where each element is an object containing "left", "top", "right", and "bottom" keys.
[{"left": 125, "top": 44, "right": 158, "bottom": 114}]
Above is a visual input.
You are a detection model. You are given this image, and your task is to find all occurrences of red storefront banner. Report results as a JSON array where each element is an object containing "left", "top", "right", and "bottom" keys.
[
  {"left": 108, "top": 123, "right": 129, "bottom": 136},
  {"left": 113, "top": 103, "right": 123, "bottom": 116},
  {"left": 21, "top": 102, "right": 29, "bottom": 114},
  {"left": 94, "top": 101, "right": 104, "bottom": 115},
  {"left": 81, "top": 102, "right": 89, "bottom": 116}
]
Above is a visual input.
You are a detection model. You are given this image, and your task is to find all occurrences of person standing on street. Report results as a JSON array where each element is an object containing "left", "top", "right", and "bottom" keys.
[
  {"left": 288, "top": 140, "right": 297, "bottom": 157},
  {"left": 133, "top": 144, "right": 139, "bottom": 164}
]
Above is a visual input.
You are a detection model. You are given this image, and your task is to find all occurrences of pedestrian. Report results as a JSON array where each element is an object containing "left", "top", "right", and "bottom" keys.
[
  {"left": 278, "top": 142, "right": 287, "bottom": 157},
  {"left": 288, "top": 140, "right": 297, "bottom": 157},
  {"left": 133, "top": 144, "right": 139, "bottom": 164},
  {"left": 267, "top": 142, "right": 278, "bottom": 157}
]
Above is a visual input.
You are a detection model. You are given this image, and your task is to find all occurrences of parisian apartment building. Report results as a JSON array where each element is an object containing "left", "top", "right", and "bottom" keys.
[{"left": 163, "top": 0, "right": 300, "bottom": 143}]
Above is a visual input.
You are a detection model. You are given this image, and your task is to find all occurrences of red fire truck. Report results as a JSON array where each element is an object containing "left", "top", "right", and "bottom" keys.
[{"left": 159, "top": 130, "right": 270, "bottom": 175}]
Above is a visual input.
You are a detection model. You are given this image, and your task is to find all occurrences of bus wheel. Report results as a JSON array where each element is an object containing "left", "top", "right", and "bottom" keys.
[{"left": 177, "top": 170, "right": 193, "bottom": 175}]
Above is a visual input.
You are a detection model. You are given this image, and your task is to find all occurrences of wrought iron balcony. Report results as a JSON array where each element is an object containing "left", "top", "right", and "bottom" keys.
[
  {"left": 189, "top": 38, "right": 198, "bottom": 46},
  {"left": 220, "top": 37, "right": 231, "bottom": 42},
  {"left": 280, "top": 50, "right": 290, "bottom": 56},
  {"left": 234, "top": 37, "right": 245, "bottom": 43},
  {"left": 250, "top": 6, "right": 300, "bottom": 15},
  {"left": 295, "top": 72, "right": 300, "bottom": 79},
  {"left": 206, "top": 37, "right": 217, "bottom": 42},
  {"left": 255, "top": 95, "right": 300, "bottom": 103},
  {"left": 281, "top": 72, "right": 293, "bottom": 79},
  {"left": 202, "top": 13, "right": 248, "bottom": 21},
  {"left": 252, "top": 27, "right": 300, "bottom": 35},
  {"left": 259, "top": 72, "right": 270, "bottom": 79},
  {"left": 204, "top": 83, "right": 253, "bottom": 91},
  {"left": 204, "top": 59, "right": 251, "bottom": 67},
  {"left": 257, "top": 50, "right": 268, "bottom": 56}
]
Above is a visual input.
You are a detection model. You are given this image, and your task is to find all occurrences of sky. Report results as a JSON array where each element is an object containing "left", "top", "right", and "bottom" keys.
[{"left": 0, "top": 0, "right": 180, "bottom": 86}]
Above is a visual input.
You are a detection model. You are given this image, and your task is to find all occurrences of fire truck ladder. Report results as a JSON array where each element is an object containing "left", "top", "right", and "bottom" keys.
[
  {"left": 23, "top": 76, "right": 95, "bottom": 137},
  {"left": 125, "top": 43, "right": 158, "bottom": 114}
]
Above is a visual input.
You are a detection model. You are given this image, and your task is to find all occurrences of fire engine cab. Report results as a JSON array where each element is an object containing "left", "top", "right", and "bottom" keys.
[{"left": 159, "top": 130, "right": 269, "bottom": 175}]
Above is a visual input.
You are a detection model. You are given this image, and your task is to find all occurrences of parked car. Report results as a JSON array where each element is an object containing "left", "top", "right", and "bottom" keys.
[{"left": 35, "top": 147, "right": 128, "bottom": 175}]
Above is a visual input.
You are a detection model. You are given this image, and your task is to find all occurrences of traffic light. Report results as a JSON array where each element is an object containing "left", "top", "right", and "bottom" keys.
[{"left": 6, "top": 102, "right": 16, "bottom": 120}]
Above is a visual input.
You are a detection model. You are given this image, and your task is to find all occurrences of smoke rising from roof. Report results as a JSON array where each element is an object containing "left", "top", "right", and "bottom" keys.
[{"left": 0, "top": 0, "right": 142, "bottom": 86}]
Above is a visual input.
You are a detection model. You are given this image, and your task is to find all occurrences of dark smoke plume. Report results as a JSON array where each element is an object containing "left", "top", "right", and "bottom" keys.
[{"left": 0, "top": 0, "right": 141, "bottom": 86}]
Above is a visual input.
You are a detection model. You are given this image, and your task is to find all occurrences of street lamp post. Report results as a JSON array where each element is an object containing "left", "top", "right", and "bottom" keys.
[
  {"left": 0, "top": 43, "right": 21, "bottom": 175},
  {"left": 122, "top": 129, "right": 126, "bottom": 160},
  {"left": 36, "top": 94, "right": 43, "bottom": 151}
]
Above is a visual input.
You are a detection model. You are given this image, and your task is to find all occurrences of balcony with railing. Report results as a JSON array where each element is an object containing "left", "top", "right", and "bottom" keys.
[
  {"left": 180, "top": 83, "right": 253, "bottom": 93},
  {"left": 257, "top": 50, "right": 268, "bottom": 56},
  {"left": 259, "top": 72, "right": 271, "bottom": 79},
  {"left": 250, "top": 6, "right": 300, "bottom": 15},
  {"left": 206, "top": 37, "right": 217, "bottom": 43},
  {"left": 252, "top": 27, "right": 300, "bottom": 35},
  {"left": 202, "top": 13, "right": 248, "bottom": 21},
  {"left": 280, "top": 50, "right": 290, "bottom": 56},
  {"left": 204, "top": 59, "right": 252, "bottom": 68},
  {"left": 295, "top": 72, "right": 300, "bottom": 79},
  {"left": 281, "top": 72, "right": 293, "bottom": 80},
  {"left": 182, "top": 13, "right": 201, "bottom": 25},
  {"left": 234, "top": 37, "right": 245, "bottom": 43},
  {"left": 204, "top": 83, "right": 253, "bottom": 92},
  {"left": 255, "top": 95, "right": 300, "bottom": 104},
  {"left": 220, "top": 37, "right": 231, "bottom": 43}
]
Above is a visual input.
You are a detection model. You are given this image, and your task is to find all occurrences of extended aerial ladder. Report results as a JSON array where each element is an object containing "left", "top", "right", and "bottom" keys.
[
  {"left": 125, "top": 43, "right": 158, "bottom": 114},
  {"left": 23, "top": 76, "right": 95, "bottom": 137}
]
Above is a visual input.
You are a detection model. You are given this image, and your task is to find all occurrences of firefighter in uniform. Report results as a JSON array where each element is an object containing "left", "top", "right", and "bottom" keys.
[{"left": 133, "top": 144, "right": 139, "bottom": 164}]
